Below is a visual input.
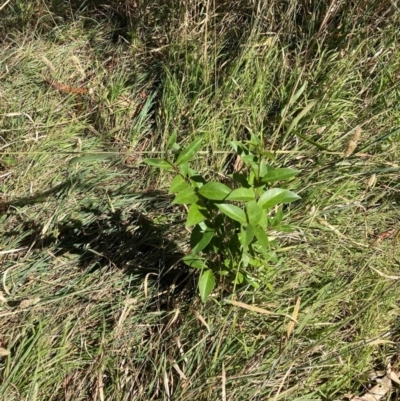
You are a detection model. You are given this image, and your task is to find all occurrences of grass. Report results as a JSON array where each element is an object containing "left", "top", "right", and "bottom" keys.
[{"left": 1, "top": 0, "right": 400, "bottom": 399}]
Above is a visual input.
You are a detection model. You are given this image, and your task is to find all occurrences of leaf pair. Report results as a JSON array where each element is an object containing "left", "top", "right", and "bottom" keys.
[
  {"left": 258, "top": 188, "right": 300, "bottom": 209},
  {"left": 144, "top": 138, "right": 203, "bottom": 169}
]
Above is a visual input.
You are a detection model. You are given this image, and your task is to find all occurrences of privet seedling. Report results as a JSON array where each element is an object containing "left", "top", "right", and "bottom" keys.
[{"left": 144, "top": 135, "right": 301, "bottom": 302}]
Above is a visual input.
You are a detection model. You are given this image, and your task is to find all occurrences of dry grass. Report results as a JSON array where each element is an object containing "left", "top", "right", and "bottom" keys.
[{"left": 1, "top": 1, "right": 400, "bottom": 400}]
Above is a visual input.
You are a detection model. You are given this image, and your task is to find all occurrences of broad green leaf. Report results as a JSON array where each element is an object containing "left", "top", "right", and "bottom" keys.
[
  {"left": 248, "top": 258, "right": 263, "bottom": 268},
  {"left": 198, "top": 182, "right": 231, "bottom": 200},
  {"left": 167, "top": 131, "right": 177, "bottom": 149},
  {"left": 172, "top": 186, "right": 198, "bottom": 205},
  {"left": 229, "top": 140, "right": 248, "bottom": 155},
  {"left": 169, "top": 175, "right": 189, "bottom": 193},
  {"left": 182, "top": 255, "right": 206, "bottom": 269},
  {"left": 241, "top": 155, "right": 256, "bottom": 165},
  {"left": 255, "top": 251, "right": 279, "bottom": 262},
  {"left": 176, "top": 138, "right": 203, "bottom": 165},
  {"left": 191, "top": 226, "right": 214, "bottom": 254},
  {"left": 216, "top": 204, "right": 247, "bottom": 224},
  {"left": 258, "top": 188, "right": 301, "bottom": 209},
  {"left": 250, "top": 164, "right": 260, "bottom": 178},
  {"left": 199, "top": 269, "right": 215, "bottom": 303},
  {"left": 70, "top": 153, "right": 117, "bottom": 165},
  {"left": 226, "top": 187, "right": 255, "bottom": 201},
  {"left": 186, "top": 203, "right": 207, "bottom": 227},
  {"left": 259, "top": 160, "right": 269, "bottom": 177},
  {"left": 261, "top": 251, "right": 278, "bottom": 263},
  {"left": 143, "top": 158, "right": 172, "bottom": 170},
  {"left": 239, "top": 225, "right": 255, "bottom": 248},
  {"left": 246, "top": 201, "right": 263, "bottom": 225},
  {"left": 260, "top": 166, "right": 300, "bottom": 183},
  {"left": 248, "top": 280, "right": 260, "bottom": 289},
  {"left": 258, "top": 209, "right": 269, "bottom": 230},
  {"left": 248, "top": 171, "right": 255, "bottom": 185},
  {"left": 254, "top": 226, "right": 269, "bottom": 252},
  {"left": 249, "top": 133, "right": 261, "bottom": 147},
  {"left": 242, "top": 252, "right": 250, "bottom": 267},
  {"left": 179, "top": 162, "right": 189, "bottom": 177}
]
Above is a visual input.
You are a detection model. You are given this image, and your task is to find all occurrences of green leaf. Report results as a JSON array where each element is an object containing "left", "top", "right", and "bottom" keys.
[
  {"left": 259, "top": 160, "right": 269, "bottom": 177},
  {"left": 182, "top": 255, "right": 206, "bottom": 269},
  {"left": 169, "top": 175, "right": 189, "bottom": 193},
  {"left": 246, "top": 201, "right": 263, "bottom": 225},
  {"left": 216, "top": 204, "right": 247, "bottom": 224},
  {"left": 226, "top": 187, "right": 255, "bottom": 201},
  {"left": 186, "top": 203, "right": 207, "bottom": 227},
  {"left": 179, "top": 162, "right": 189, "bottom": 177},
  {"left": 199, "top": 269, "right": 215, "bottom": 303},
  {"left": 176, "top": 138, "right": 203, "bottom": 165},
  {"left": 198, "top": 182, "right": 231, "bottom": 200},
  {"left": 70, "top": 153, "right": 117, "bottom": 165},
  {"left": 249, "top": 133, "right": 262, "bottom": 147},
  {"left": 241, "top": 154, "right": 256, "bottom": 165},
  {"left": 248, "top": 258, "right": 263, "bottom": 268},
  {"left": 241, "top": 155, "right": 259, "bottom": 177},
  {"left": 172, "top": 186, "right": 198, "bottom": 205},
  {"left": 242, "top": 252, "right": 250, "bottom": 267},
  {"left": 254, "top": 226, "right": 269, "bottom": 252},
  {"left": 239, "top": 225, "right": 255, "bottom": 248},
  {"left": 248, "top": 171, "right": 255, "bottom": 185},
  {"left": 143, "top": 158, "right": 173, "bottom": 170},
  {"left": 248, "top": 279, "right": 260, "bottom": 289},
  {"left": 258, "top": 188, "right": 301, "bottom": 209},
  {"left": 254, "top": 251, "right": 279, "bottom": 262},
  {"left": 191, "top": 226, "right": 214, "bottom": 254},
  {"left": 229, "top": 140, "right": 248, "bottom": 155},
  {"left": 260, "top": 166, "right": 300, "bottom": 183},
  {"left": 258, "top": 209, "right": 269, "bottom": 230},
  {"left": 261, "top": 251, "right": 278, "bottom": 263},
  {"left": 167, "top": 131, "right": 177, "bottom": 149}
]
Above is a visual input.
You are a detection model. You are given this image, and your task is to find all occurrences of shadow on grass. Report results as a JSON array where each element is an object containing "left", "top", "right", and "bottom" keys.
[{"left": 3, "top": 180, "right": 195, "bottom": 304}]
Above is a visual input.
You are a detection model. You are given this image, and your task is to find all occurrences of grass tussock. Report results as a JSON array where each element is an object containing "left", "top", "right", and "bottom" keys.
[{"left": 1, "top": 1, "right": 400, "bottom": 400}]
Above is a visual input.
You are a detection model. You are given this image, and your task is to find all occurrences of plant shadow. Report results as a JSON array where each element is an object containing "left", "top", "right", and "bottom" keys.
[{"left": 3, "top": 181, "right": 195, "bottom": 305}]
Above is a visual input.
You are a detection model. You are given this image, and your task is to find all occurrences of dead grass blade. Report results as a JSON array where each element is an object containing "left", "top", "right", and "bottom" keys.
[
  {"left": 286, "top": 297, "right": 301, "bottom": 342},
  {"left": 225, "top": 299, "right": 298, "bottom": 322},
  {"left": 344, "top": 126, "right": 362, "bottom": 157}
]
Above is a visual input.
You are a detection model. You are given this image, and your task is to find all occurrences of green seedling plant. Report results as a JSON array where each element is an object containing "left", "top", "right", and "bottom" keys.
[{"left": 144, "top": 134, "right": 301, "bottom": 302}]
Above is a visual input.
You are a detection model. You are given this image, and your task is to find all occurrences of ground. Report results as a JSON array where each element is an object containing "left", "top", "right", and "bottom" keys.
[{"left": 1, "top": 1, "right": 400, "bottom": 400}]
